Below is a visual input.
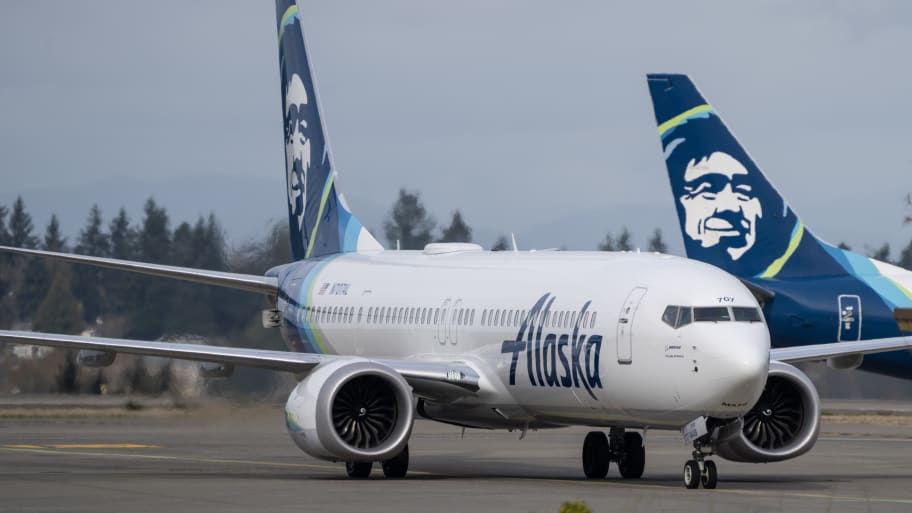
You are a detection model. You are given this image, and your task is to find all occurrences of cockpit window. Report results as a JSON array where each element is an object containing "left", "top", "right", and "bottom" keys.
[
  {"left": 732, "top": 306, "right": 763, "bottom": 322},
  {"left": 662, "top": 305, "right": 693, "bottom": 329},
  {"left": 677, "top": 306, "right": 693, "bottom": 327},
  {"left": 693, "top": 306, "right": 731, "bottom": 322},
  {"left": 661, "top": 306, "right": 679, "bottom": 327},
  {"left": 664, "top": 305, "right": 762, "bottom": 328}
]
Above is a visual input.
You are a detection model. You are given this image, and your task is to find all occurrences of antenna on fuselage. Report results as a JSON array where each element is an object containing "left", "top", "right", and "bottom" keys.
[
  {"left": 396, "top": 240, "right": 401, "bottom": 251},
  {"left": 510, "top": 232, "right": 518, "bottom": 253}
]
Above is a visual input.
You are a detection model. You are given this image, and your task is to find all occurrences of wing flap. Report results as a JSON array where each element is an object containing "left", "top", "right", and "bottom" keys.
[
  {"left": 0, "top": 246, "right": 277, "bottom": 295},
  {"left": 771, "top": 336, "right": 912, "bottom": 364}
]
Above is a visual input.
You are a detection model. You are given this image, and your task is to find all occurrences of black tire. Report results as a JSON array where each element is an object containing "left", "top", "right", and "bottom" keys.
[
  {"left": 618, "top": 432, "right": 645, "bottom": 479},
  {"left": 582, "top": 431, "right": 610, "bottom": 479},
  {"left": 382, "top": 445, "right": 409, "bottom": 479},
  {"left": 701, "top": 460, "right": 718, "bottom": 489},
  {"left": 683, "top": 460, "right": 700, "bottom": 489},
  {"left": 346, "top": 461, "right": 372, "bottom": 479}
]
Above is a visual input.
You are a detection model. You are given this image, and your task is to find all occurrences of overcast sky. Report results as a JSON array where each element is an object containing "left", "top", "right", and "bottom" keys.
[{"left": 2, "top": 1, "right": 911, "bottom": 257}]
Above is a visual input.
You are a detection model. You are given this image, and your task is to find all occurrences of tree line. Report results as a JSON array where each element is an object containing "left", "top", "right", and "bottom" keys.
[{"left": 2, "top": 190, "right": 911, "bottom": 396}]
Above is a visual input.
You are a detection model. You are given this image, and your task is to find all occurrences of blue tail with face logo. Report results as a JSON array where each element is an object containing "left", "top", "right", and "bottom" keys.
[
  {"left": 645, "top": 73, "right": 847, "bottom": 281},
  {"left": 276, "top": 0, "right": 383, "bottom": 261}
]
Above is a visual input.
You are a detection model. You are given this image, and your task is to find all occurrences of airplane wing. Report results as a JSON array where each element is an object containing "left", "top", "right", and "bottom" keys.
[
  {"left": 0, "top": 245, "right": 277, "bottom": 295},
  {"left": 0, "top": 330, "right": 481, "bottom": 398},
  {"left": 771, "top": 336, "right": 912, "bottom": 364}
]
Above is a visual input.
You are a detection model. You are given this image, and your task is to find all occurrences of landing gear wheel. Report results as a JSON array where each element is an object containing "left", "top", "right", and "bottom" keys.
[
  {"left": 382, "top": 445, "right": 409, "bottom": 479},
  {"left": 701, "top": 460, "right": 717, "bottom": 489},
  {"left": 346, "top": 461, "right": 372, "bottom": 479},
  {"left": 582, "top": 431, "right": 610, "bottom": 479},
  {"left": 617, "top": 432, "right": 645, "bottom": 479},
  {"left": 683, "top": 460, "right": 700, "bottom": 489}
]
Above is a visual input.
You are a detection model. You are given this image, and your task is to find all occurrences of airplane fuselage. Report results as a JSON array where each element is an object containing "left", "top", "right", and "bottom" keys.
[
  {"left": 755, "top": 260, "right": 912, "bottom": 379},
  {"left": 273, "top": 247, "right": 771, "bottom": 431}
]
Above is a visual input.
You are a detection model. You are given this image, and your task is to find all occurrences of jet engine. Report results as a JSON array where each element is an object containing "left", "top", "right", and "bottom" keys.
[
  {"left": 284, "top": 359, "right": 414, "bottom": 462},
  {"left": 714, "top": 361, "right": 820, "bottom": 463},
  {"left": 77, "top": 350, "right": 116, "bottom": 367}
]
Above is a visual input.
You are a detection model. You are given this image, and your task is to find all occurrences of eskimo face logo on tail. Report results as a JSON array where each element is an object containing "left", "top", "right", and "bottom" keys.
[
  {"left": 679, "top": 151, "right": 762, "bottom": 261},
  {"left": 500, "top": 293, "right": 603, "bottom": 400},
  {"left": 285, "top": 74, "right": 310, "bottom": 231}
]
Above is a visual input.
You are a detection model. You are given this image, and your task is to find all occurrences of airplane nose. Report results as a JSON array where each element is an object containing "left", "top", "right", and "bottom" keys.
[{"left": 717, "top": 328, "right": 769, "bottom": 409}]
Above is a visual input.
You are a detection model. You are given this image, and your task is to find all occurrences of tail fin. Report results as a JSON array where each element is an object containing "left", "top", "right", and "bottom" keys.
[
  {"left": 645, "top": 73, "right": 844, "bottom": 280},
  {"left": 275, "top": 0, "right": 383, "bottom": 260}
]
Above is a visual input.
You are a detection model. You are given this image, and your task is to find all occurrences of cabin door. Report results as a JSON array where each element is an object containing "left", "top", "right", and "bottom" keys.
[{"left": 617, "top": 287, "right": 648, "bottom": 364}]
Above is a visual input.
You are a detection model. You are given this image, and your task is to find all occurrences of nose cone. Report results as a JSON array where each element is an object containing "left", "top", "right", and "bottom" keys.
[{"left": 700, "top": 323, "right": 770, "bottom": 417}]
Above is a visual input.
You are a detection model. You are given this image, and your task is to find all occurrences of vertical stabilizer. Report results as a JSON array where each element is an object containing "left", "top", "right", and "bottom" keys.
[
  {"left": 276, "top": 0, "right": 383, "bottom": 260},
  {"left": 646, "top": 73, "right": 844, "bottom": 280}
]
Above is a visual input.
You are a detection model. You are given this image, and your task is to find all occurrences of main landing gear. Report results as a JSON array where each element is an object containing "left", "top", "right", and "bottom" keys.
[
  {"left": 581, "top": 428, "right": 645, "bottom": 480},
  {"left": 682, "top": 440, "right": 717, "bottom": 489},
  {"left": 345, "top": 444, "right": 410, "bottom": 479}
]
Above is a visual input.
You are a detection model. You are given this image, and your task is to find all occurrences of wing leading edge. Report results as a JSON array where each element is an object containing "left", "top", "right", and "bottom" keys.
[
  {"left": 0, "top": 245, "right": 277, "bottom": 295},
  {"left": 0, "top": 330, "right": 481, "bottom": 397},
  {"left": 771, "top": 336, "right": 912, "bottom": 364}
]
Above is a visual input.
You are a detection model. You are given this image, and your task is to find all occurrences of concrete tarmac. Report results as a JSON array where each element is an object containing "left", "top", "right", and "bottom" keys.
[{"left": 1, "top": 404, "right": 911, "bottom": 513}]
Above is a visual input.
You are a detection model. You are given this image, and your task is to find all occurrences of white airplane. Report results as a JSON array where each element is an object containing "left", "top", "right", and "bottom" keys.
[{"left": 1, "top": 0, "right": 910, "bottom": 490}]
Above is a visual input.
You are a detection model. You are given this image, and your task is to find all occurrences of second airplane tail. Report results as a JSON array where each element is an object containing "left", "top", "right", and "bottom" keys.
[
  {"left": 645, "top": 73, "right": 844, "bottom": 280},
  {"left": 275, "top": 0, "right": 383, "bottom": 261}
]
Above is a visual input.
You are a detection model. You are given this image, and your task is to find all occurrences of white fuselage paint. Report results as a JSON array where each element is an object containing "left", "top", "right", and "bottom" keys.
[{"left": 276, "top": 248, "right": 770, "bottom": 431}]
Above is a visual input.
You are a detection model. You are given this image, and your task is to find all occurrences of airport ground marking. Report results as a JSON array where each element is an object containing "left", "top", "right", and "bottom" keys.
[{"left": 0, "top": 445, "right": 432, "bottom": 476}]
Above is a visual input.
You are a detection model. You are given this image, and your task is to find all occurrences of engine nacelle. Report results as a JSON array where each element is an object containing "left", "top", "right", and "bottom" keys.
[
  {"left": 714, "top": 361, "right": 820, "bottom": 463},
  {"left": 199, "top": 362, "right": 234, "bottom": 378},
  {"left": 284, "top": 359, "right": 414, "bottom": 462},
  {"left": 77, "top": 350, "right": 116, "bottom": 368}
]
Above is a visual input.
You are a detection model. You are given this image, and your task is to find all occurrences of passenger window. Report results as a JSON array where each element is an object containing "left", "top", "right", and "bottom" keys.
[
  {"left": 459, "top": 309, "right": 465, "bottom": 325},
  {"left": 694, "top": 307, "right": 731, "bottom": 322},
  {"left": 481, "top": 310, "right": 487, "bottom": 326},
  {"left": 590, "top": 312, "right": 597, "bottom": 328},
  {"left": 470, "top": 309, "right": 475, "bottom": 325},
  {"left": 733, "top": 307, "right": 762, "bottom": 322},
  {"left": 495, "top": 310, "right": 502, "bottom": 326},
  {"left": 433, "top": 309, "right": 440, "bottom": 324}
]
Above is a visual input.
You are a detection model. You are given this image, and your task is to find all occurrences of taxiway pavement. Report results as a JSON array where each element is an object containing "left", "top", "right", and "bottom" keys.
[{"left": 1, "top": 403, "right": 911, "bottom": 513}]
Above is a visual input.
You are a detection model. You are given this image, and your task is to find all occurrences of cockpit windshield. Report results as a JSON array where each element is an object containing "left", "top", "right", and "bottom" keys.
[{"left": 662, "top": 305, "right": 762, "bottom": 329}]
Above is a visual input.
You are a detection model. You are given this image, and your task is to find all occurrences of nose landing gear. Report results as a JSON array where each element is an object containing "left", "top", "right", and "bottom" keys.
[{"left": 683, "top": 441, "right": 718, "bottom": 489}]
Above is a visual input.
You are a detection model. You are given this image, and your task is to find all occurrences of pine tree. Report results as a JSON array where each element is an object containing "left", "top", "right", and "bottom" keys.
[
  {"left": 647, "top": 228, "right": 668, "bottom": 253},
  {"left": 9, "top": 196, "right": 37, "bottom": 249},
  {"left": 598, "top": 228, "right": 634, "bottom": 251},
  {"left": 19, "top": 215, "right": 66, "bottom": 320},
  {"left": 32, "top": 266, "right": 83, "bottom": 334},
  {"left": 130, "top": 198, "right": 172, "bottom": 339},
  {"left": 109, "top": 208, "right": 136, "bottom": 260},
  {"left": 597, "top": 233, "right": 616, "bottom": 251},
  {"left": 898, "top": 239, "right": 912, "bottom": 271},
  {"left": 838, "top": 242, "right": 852, "bottom": 251},
  {"left": 73, "top": 205, "right": 110, "bottom": 323},
  {"left": 0, "top": 205, "right": 9, "bottom": 246},
  {"left": 106, "top": 208, "right": 138, "bottom": 316},
  {"left": 616, "top": 228, "right": 633, "bottom": 251},
  {"left": 438, "top": 211, "right": 472, "bottom": 243},
  {"left": 870, "top": 243, "right": 891, "bottom": 263},
  {"left": 491, "top": 235, "right": 510, "bottom": 251},
  {"left": 383, "top": 189, "right": 435, "bottom": 250},
  {"left": 43, "top": 214, "right": 66, "bottom": 252}
]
